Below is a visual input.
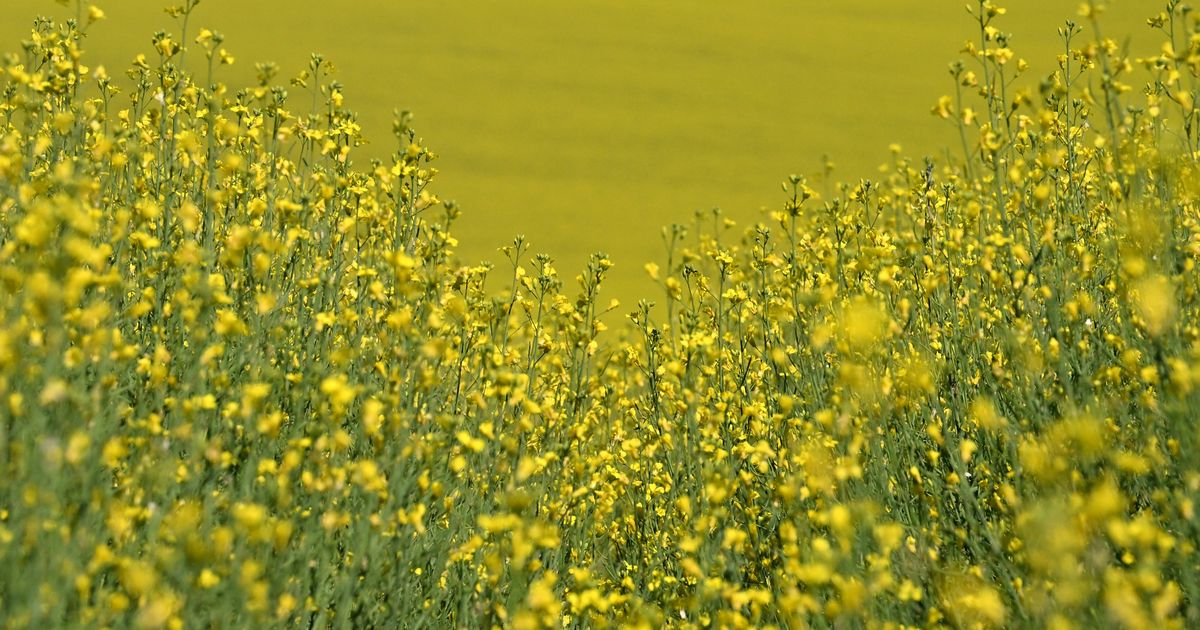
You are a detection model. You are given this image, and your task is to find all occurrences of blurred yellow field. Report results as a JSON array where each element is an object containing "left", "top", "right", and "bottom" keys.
[{"left": 0, "top": 1, "right": 1147, "bottom": 300}]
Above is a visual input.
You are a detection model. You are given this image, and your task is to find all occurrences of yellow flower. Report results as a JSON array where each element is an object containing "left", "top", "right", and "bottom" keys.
[{"left": 1131, "top": 274, "right": 1175, "bottom": 337}]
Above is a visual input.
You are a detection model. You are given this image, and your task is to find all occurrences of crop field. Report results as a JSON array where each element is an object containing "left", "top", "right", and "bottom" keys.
[
  {"left": 0, "top": 0, "right": 1149, "bottom": 301},
  {"left": 1, "top": 0, "right": 1199, "bottom": 629}
]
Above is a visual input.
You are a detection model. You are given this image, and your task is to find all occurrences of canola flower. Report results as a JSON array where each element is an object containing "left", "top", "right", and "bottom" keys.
[{"left": 2, "top": 0, "right": 1200, "bottom": 628}]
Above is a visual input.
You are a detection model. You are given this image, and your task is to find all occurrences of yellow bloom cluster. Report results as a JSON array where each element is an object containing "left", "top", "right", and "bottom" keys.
[{"left": 2, "top": 0, "right": 1200, "bottom": 627}]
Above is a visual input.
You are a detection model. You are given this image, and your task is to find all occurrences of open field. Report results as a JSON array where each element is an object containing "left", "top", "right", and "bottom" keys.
[
  {"left": 1, "top": 0, "right": 1149, "bottom": 301},
  {"left": 2, "top": 1, "right": 1199, "bottom": 628}
]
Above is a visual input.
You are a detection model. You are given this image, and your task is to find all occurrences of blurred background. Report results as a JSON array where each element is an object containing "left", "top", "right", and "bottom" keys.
[{"left": 2, "top": 1, "right": 1148, "bottom": 302}]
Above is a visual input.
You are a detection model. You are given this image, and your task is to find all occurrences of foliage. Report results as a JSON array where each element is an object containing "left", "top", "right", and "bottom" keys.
[{"left": 2, "top": 1, "right": 1200, "bottom": 628}]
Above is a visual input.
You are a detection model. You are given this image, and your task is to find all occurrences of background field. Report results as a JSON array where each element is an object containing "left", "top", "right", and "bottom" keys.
[{"left": 2, "top": 0, "right": 1147, "bottom": 301}]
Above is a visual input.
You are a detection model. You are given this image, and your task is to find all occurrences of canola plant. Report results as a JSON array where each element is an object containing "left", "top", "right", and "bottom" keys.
[{"left": 2, "top": 1, "right": 1200, "bottom": 628}]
